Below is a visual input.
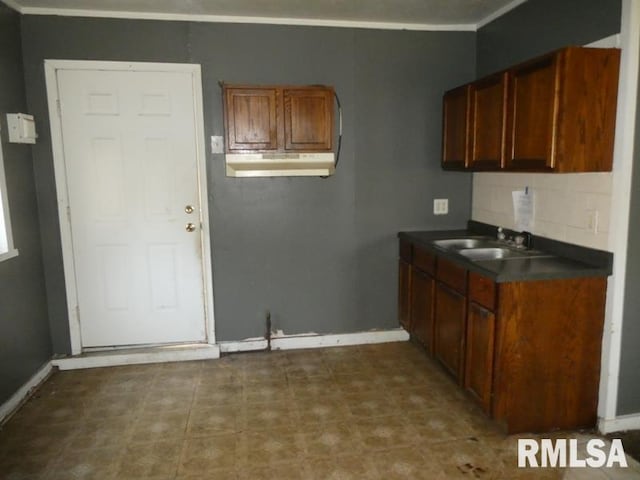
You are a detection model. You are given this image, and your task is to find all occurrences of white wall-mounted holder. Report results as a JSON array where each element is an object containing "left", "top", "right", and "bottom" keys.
[{"left": 6, "top": 113, "right": 37, "bottom": 144}]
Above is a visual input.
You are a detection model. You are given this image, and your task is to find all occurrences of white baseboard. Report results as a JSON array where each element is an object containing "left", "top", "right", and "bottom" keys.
[
  {"left": 219, "top": 339, "right": 269, "bottom": 353},
  {"left": 598, "top": 413, "right": 640, "bottom": 434},
  {"left": 52, "top": 343, "right": 220, "bottom": 370},
  {"left": 0, "top": 361, "right": 53, "bottom": 424},
  {"left": 219, "top": 328, "right": 409, "bottom": 353}
]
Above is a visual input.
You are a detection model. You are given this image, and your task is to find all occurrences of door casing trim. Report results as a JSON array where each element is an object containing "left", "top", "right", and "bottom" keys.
[{"left": 44, "top": 59, "right": 216, "bottom": 355}]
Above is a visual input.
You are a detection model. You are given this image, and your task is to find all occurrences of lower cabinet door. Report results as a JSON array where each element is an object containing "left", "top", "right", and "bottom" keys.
[
  {"left": 410, "top": 267, "right": 435, "bottom": 353},
  {"left": 465, "top": 302, "right": 496, "bottom": 413},
  {"left": 434, "top": 282, "right": 467, "bottom": 381},
  {"left": 398, "top": 259, "right": 412, "bottom": 331}
]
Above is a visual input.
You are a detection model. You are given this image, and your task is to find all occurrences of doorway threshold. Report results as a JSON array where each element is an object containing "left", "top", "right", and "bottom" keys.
[{"left": 51, "top": 343, "right": 220, "bottom": 370}]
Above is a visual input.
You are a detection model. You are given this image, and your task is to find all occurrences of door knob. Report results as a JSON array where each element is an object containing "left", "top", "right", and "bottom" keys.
[
  {"left": 186, "top": 222, "right": 196, "bottom": 232},
  {"left": 185, "top": 205, "right": 194, "bottom": 214}
]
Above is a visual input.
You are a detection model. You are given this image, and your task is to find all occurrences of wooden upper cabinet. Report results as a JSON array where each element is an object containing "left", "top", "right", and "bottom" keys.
[
  {"left": 507, "top": 47, "right": 620, "bottom": 172},
  {"left": 284, "top": 88, "right": 333, "bottom": 151},
  {"left": 224, "top": 87, "right": 280, "bottom": 152},
  {"left": 441, "top": 46, "right": 620, "bottom": 172},
  {"left": 223, "top": 84, "right": 334, "bottom": 154},
  {"left": 442, "top": 84, "right": 471, "bottom": 169},
  {"left": 506, "top": 52, "right": 560, "bottom": 170},
  {"left": 470, "top": 72, "right": 508, "bottom": 170}
]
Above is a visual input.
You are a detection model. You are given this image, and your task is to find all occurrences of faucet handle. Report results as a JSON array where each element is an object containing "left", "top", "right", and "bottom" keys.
[{"left": 497, "top": 227, "right": 506, "bottom": 241}]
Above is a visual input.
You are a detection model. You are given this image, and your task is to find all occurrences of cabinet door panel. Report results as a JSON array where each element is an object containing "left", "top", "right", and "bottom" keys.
[
  {"left": 284, "top": 88, "right": 333, "bottom": 151},
  {"left": 470, "top": 73, "right": 508, "bottom": 170},
  {"left": 411, "top": 267, "right": 435, "bottom": 353},
  {"left": 398, "top": 259, "right": 412, "bottom": 331},
  {"left": 465, "top": 302, "right": 496, "bottom": 413},
  {"left": 434, "top": 283, "right": 466, "bottom": 381},
  {"left": 442, "top": 85, "right": 471, "bottom": 169},
  {"left": 507, "top": 54, "right": 559, "bottom": 170},
  {"left": 469, "top": 272, "right": 496, "bottom": 311},
  {"left": 436, "top": 258, "right": 467, "bottom": 294},
  {"left": 225, "top": 88, "right": 279, "bottom": 151}
]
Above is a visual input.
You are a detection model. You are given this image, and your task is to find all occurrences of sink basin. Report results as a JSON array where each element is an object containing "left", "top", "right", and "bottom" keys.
[
  {"left": 433, "top": 238, "right": 497, "bottom": 249},
  {"left": 458, "top": 247, "right": 527, "bottom": 261}
]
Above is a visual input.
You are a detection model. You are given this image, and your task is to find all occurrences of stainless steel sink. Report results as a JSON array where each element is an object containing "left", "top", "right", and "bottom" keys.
[
  {"left": 458, "top": 247, "right": 528, "bottom": 261},
  {"left": 433, "top": 238, "right": 497, "bottom": 249}
]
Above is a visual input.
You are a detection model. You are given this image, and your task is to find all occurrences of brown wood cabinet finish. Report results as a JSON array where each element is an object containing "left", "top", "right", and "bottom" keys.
[
  {"left": 398, "top": 237, "right": 609, "bottom": 433},
  {"left": 441, "top": 46, "right": 620, "bottom": 172},
  {"left": 436, "top": 258, "right": 467, "bottom": 294},
  {"left": 465, "top": 302, "right": 496, "bottom": 413},
  {"left": 434, "top": 282, "right": 466, "bottom": 381},
  {"left": 507, "top": 47, "right": 620, "bottom": 172},
  {"left": 284, "top": 89, "right": 333, "bottom": 151},
  {"left": 224, "top": 87, "right": 280, "bottom": 152},
  {"left": 411, "top": 267, "right": 435, "bottom": 352},
  {"left": 413, "top": 245, "right": 435, "bottom": 276},
  {"left": 442, "top": 85, "right": 471, "bottom": 169},
  {"left": 507, "top": 53, "right": 559, "bottom": 170},
  {"left": 493, "top": 277, "right": 607, "bottom": 433},
  {"left": 398, "top": 259, "right": 412, "bottom": 332},
  {"left": 470, "top": 72, "right": 508, "bottom": 170},
  {"left": 469, "top": 271, "right": 497, "bottom": 311},
  {"left": 223, "top": 85, "right": 334, "bottom": 154},
  {"left": 399, "top": 240, "right": 412, "bottom": 263}
]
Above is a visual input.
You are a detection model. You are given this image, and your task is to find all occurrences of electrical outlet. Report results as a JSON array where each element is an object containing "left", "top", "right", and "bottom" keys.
[
  {"left": 434, "top": 199, "right": 449, "bottom": 215},
  {"left": 211, "top": 135, "right": 224, "bottom": 154},
  {"left": 586, "top": 209, "right": 599, "bottom": 233}
]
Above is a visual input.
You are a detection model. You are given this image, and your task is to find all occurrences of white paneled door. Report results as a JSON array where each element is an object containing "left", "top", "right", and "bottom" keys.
[{"left": 55, "top": 67, "right": 208, "bottom": 347}]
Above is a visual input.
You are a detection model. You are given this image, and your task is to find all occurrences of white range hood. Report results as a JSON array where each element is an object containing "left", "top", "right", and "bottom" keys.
[{"left": 225, "top": 152, "right": 335, "bottom": 177}]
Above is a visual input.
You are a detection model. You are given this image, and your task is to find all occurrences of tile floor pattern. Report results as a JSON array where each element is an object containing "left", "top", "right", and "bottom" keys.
[{"left": 1, "top": 341, "right": 639, "bottom": 479}]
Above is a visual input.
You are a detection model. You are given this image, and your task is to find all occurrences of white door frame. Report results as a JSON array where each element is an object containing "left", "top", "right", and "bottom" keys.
[{"left": 45, "top": 59, "right": 216, "bottom": 355}]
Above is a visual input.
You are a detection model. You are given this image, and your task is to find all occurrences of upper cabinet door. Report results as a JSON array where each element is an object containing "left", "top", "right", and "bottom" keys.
[
  {"left": 442, "top": 84, "right": 471, "bottom": 170},
  {"left": 506, "top": 53, "right": 560, "bottom": 171},
  {"left": 470, "top": 72, "right": 508, "bottom": 170},
  {"left": 284, "top": 88, "right": 334, "bottom": 151},
  {"left": 224, "top": 87, "right": 280, "bottom": 152}
]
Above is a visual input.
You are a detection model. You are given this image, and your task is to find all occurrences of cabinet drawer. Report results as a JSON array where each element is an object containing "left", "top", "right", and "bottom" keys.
[
  {"left": 469, "top": 272, "right": 497, "bottom": 311},
  {"left": 413, "top": 246, "right": 435, "bottom": 275},
  {"left": 437, "top": 258, "right": 467, "bottom": 294},
  {"left": 399, "top": 240, "right": 413, "bottom": 263}
]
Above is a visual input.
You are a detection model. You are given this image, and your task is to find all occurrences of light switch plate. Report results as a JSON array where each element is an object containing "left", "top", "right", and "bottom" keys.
[
  {"left": 211, "top": 135, "right": 224, "bottom": 154},
  {"left": 6, "top": 113, "right": 37, "bottom": 144},
  {"left": 434, "top": 198, "right": 449, "bottom": 215}
]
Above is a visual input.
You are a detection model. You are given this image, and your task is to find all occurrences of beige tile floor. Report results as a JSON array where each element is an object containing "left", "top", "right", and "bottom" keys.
[{"left": 0, "top": 341, "right": 638, "bottom": 479}]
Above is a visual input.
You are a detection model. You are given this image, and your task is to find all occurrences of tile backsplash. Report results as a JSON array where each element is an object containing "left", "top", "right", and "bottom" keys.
[{"left": 472, "top": 172, "right": 612, "bottom": 250}]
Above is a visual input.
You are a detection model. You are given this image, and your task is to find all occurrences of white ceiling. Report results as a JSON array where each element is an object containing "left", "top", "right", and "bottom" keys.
[{"left": 2, "top": 0, "right": 527, "bottom": 30}]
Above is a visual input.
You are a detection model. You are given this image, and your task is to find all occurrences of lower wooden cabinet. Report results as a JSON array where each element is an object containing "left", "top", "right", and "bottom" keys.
[
  {"left": 398, "top": 259, "right": 412, "bottom": 332},
  {"left": 398, "top": 237, "right": 608, "bottom": 433},
  {"left": 434, "top": 283, "right": 466, "bottom": 381},
  {"left": 464, "top": 302, "right": 496, "bottom": 413},
  {"left": 410, "top": 267, "right": 435, "bottom": 351}
]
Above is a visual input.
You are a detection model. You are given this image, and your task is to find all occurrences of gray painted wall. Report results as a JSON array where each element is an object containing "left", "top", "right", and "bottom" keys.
[
  {"left": 21, "top": 16, "right": 474, "bottom": 349},
  {"left": 617, "top": 63, "right": 640, "bottom": 415},
  {"left": 0, "top": 4, "right": 51, "bottom": 404},
  {"left": 477, "top": 0, "right": 621, "bottom": 76}
]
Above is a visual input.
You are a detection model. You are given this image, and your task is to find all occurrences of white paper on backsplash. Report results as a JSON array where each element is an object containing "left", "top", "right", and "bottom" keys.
[{"left": 512, "top": 189, "right": 535, "bottom": 231}]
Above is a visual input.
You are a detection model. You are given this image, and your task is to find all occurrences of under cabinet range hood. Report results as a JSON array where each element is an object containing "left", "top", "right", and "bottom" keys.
[{"left": 225, "top": 152, "right": 335, "bottom": 177}]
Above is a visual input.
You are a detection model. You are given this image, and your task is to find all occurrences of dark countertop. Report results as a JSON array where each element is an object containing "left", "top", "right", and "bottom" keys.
[{"left": 398, "top": 222, "right": 613, "bottom": 283}]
